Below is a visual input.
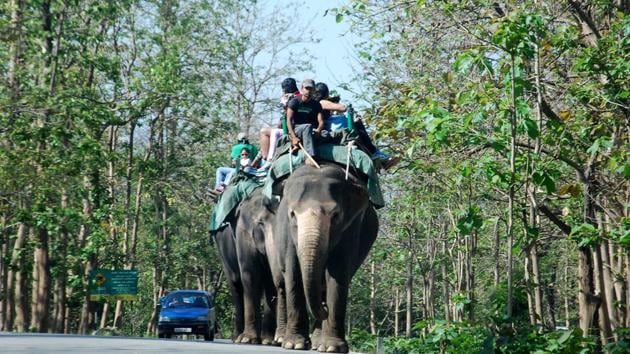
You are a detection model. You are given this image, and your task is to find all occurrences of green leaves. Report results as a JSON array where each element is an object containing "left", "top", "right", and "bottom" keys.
[
  {"left": 456, "top": 206, "right": 483, "bottom": 236},
  {"left": 532, "top": 170, "right": 556, "bottom": 194},
  {"left": 492, "top": 14, "right": 546, "bottom": 58},
  {"left": 453, "top": 49, "right": 494, "bottom": 76},
  {"left": 521, "top": 118, "right": 539, "bottom": 138},
  {"left": 570, "top": 223, "right": 600, "bottom": 247}
]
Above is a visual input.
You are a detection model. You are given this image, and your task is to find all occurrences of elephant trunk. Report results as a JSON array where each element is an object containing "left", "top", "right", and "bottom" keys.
[{"left": 296, "top": 212, "right": 330, "bottom": 321}]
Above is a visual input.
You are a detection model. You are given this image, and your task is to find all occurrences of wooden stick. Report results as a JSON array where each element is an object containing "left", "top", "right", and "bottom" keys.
[
  {"left": 289, "top": 150, "right": 293, "bottom": 174},
  {"left": 346, "top": 141, "right": 355, "bottom": 180},
  {"left": 298, "top": 142, "right": 320, "bottom": 168}
]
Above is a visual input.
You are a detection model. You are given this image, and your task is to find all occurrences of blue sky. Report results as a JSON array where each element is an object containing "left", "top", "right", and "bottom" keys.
[{"left": 276, "top": 0, "right": 361, "bottom": 102}]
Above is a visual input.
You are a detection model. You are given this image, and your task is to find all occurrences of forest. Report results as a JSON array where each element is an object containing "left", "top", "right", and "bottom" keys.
[{"left": 0, "top": 0, "right": 628, "bottom": 353}]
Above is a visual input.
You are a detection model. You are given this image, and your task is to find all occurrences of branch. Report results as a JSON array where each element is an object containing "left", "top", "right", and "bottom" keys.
[
  {"left": 515, "top": 142, "right": 586, "bottom": 182},
  {"left": 538, "top": 204, "right": 572, "bottom": 236},
  {"left": 567, "top": 0, "right": 602, "bottom": 42}
]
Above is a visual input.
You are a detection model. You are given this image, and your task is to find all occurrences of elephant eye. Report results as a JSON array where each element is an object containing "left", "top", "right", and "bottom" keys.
[{"left": 289, "top": 209, "right": 295, "bottom": 218}]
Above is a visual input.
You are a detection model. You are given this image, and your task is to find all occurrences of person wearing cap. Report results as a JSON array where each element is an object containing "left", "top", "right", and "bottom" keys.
[
  {"left": 213, "top": 133, "right": 259, "bottom": 192},
  {"left": 286, "top": 79, "right": 325, "bottom": 162},
  {"left": 230, "top": 132, "right": 258, "bottom": 167}
]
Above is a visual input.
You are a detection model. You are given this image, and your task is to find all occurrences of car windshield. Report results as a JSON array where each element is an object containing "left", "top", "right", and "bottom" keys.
[{"left": 164, "top": 293, "right": 210, "bottom": 309}]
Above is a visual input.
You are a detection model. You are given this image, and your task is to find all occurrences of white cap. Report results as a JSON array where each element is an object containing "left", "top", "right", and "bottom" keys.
[{"left": 237, "top": 132, "right": 247, "bottom": 141}]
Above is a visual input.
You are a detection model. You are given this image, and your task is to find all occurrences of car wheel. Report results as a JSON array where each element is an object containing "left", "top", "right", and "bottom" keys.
[{"left": 204, "top": 325, "right": 214, "bottom": 341}]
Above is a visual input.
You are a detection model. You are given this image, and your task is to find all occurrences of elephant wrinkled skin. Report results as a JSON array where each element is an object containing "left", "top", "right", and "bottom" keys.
[
  {"left": 234, "top": 188, "right": 278, "bottom": 345},
  {"left": 271, "top": 163, "right": 378, "bottom": 353},
  {"left": 212, "top": 188, "right": 277, "bottom": 343}
]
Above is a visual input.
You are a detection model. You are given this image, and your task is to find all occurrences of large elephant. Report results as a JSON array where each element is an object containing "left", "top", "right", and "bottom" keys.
[
  {"left": 272, "top": 163, "right": 379, "bottom": 353},
  {"left": 233, "top": 188, "right": 278, "bottom": 345}
]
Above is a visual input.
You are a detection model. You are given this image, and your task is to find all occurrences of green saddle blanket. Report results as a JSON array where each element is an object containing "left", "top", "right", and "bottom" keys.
[
  {"left": 208, "top": 178, "right": 263, "bottom": 232},
  {"left": 262, "top": 143, "right": 385, "bottom": 209}
]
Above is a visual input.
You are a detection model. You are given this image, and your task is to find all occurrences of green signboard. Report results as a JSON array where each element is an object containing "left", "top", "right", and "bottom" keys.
[{"left": 89, "top": 269, "right": 138, "bottom": 301}]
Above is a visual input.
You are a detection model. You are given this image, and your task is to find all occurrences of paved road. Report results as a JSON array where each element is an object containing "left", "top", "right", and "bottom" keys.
[{"left": 0, "top": 332, "right": 357, "bottom": 354}]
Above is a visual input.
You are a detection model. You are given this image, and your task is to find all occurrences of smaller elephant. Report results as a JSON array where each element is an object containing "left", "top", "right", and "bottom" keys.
[
  {"left": 233, "top": 188, "right": 278, "bottom": 345},
  {"left": 212, "top": 209, "right": 244, "bottom": 341}
]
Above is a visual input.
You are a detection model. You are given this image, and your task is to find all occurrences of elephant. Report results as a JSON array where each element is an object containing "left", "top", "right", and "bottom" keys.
[
  {"left": 233, "top": 188, "right": 279, "bottom": 345},
  {"left": 211, "top": 186, "right": 276, "bottom": 343},
  {"left": 212, "top": 207, "right": 244, "bottom": 341},
  {"left": 271, "top": 162, "right": 379, "bottom": 353}
]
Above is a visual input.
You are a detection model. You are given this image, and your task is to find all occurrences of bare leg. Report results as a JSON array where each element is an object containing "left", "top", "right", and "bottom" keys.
[
  {"left": 267, "top": 128, "right": 283, "bottom": 161},
  {"left": 259, "top": 127, "right": 272, "bottom": 159}
]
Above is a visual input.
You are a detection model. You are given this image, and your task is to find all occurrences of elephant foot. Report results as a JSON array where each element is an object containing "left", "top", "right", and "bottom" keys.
[
  {"left": 261, "top": 333, "right": 275, "bottom": 345},
  {"left": 273, "top": 335, "right": 284, "bottom": 346},
  {"left": 273, "top": 328, "right": 285, "bottom": 346},
  {"left": 310, "top": 328, "right": 322, "bottom": 350},
  {"left": 316, "top": 336, "right": 348, "bottom": 353},
  {"left": 231, "top": 332, "right": 243, "bottom": 343},
  {"left": 236, "top": 330, "right": 260, "bottom": 344},
  {"left": 282, "top": 333, "right": 310, "bottom": 350}
]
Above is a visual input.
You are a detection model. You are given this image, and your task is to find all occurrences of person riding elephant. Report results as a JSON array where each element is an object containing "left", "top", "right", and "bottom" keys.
[{"left": 270, "top": 162, "right": 379, "bottom": 353}]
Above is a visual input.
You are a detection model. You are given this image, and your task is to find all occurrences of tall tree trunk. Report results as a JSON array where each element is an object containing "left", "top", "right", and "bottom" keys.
[
  {"left": 600, "top": 240, "right": 618, "bottom": 339},
  {"left": 565, "top": 264, "right": 571, "bottom": 328},
  {"left": 370, "top": 261, "right": 377, "bottom": 335},
  {"left": 30, "top": 227, "right": 51, "bottom": 332},
  {"left": 530, "top": 37, "right": 545, "bottom": 328},
  {"left": 3, "top": 0, "right": 23, "bottom": 328},
  {"left": 15, "top": 230, "right": 29, "bottom": 333},
  {"left": 625, "top": 254, "right": 630, "bottom": 327},
  {"left": 493, "top": 219, "right": 500, "bottom": 287},
  {"left": 442, "top": 240, "right": 451, "bottom": 322},
  {"left": 593, "top": 244, "right": 612, "bottom": 345},
  {"left": 531, "top": 244, "right": 544, "bottom": 327},
  {"left": 506, "top": 56, "right": 518, "bottom": 318},
  {"left": 8, "top": 0, "right": 23, "bottom": 122},
  {"left": 5, "top": 222, "right": 28, "bottom": 331},
  {"left": 545, "top": 265, "right": 557, "bottom": 330},
  {"left": 405, "top": 247, "right": 413, "bottom": 338},
  {"left": 467, "top": 231, "right": 476, "bottom": 321},
  {"left": 577, "top": 246, "right": 598, "bottom": 336},
  {"left": 146, "top": 108, "right": 169, "bottom": 337},
  {"left": 524, "top": 248, "right": 536, "bottom": 325},
  {"left": 394, "top": 287, "right": 400, "bottom": 337},
  {"left": 0, "top": 209, "right": 8, "bottom": 330},
  {"left": 78, "top": 175, "right": 95, "bottom": 334},
  {"left": 53, "top": 189, "right": 69, "bottom": 333}
]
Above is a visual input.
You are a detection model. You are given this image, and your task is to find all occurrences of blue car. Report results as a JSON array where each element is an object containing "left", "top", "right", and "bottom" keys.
[{"left": 157, "top": 290, "right": 216, "bottom": 341}]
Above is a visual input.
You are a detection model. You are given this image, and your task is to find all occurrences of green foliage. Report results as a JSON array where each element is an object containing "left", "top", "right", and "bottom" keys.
[
  {"left": 569, "top": 223, "right": 600, "bottom": 248},
  {"left": 496, "top": 327, "right": 596, "bottom": 354},
  {"left": 349, "top": 322, "right": 491, "bottom": 354}
]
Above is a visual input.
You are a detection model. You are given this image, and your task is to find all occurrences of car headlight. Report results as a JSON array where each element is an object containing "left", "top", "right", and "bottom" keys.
[
  {"left": 195, "top": 316, "right": 208, "bottom": 321},
  {"left": 159, "top": 316, "right": 171, "bottom": 322}
]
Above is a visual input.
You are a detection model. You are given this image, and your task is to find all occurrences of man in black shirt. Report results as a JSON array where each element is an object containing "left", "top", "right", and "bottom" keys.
[{"left": 286, "top": 79, "right": 324, "bottom": 161}]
